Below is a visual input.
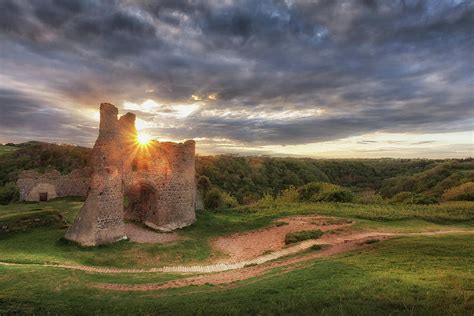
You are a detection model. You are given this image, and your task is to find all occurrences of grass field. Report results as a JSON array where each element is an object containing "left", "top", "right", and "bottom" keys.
[{"left": 0, "top": 198, "right": 473, "bottom": 314}]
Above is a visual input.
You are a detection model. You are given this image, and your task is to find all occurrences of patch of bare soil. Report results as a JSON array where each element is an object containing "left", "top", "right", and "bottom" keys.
[
  {"left": 125, "top": 223, "right": 182, "bottom": 244},
  {"left": 212, "top": 215, "right": 353, "bottom": 262}
]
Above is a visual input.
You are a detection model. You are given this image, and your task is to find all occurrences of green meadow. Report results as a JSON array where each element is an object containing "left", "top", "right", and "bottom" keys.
[{"left": 0, "top": 198, "right": 473, "bottom": 314}]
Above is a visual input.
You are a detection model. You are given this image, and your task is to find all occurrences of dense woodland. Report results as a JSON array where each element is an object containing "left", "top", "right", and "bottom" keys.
[{"left": 0, "top": 142, "right": 473, "bottom": 205}]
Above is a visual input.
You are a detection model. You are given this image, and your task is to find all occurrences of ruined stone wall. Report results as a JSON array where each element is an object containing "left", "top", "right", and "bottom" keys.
[
  {"left": 65, "top": 102, "right": 196, "bottom": 246},
  {"left": 65, "top": 104, "right": 126, "bottom": 246},
  {"left": 124, "top": 141, "right": 196, "bottom": 231},
  {"left": 17, "top": 168, "right": 91, "bottom": 202}
]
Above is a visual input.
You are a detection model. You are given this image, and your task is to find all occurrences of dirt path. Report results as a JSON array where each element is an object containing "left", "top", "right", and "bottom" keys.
[
  {"left": 93, "top": 234, "right": 392, "bottom": 291},
  {"left": 93, "top": 229, "right": 473, "bottom": 291},
  {"left": 1, "top": 227, "right": 471, "bottom": 284}
]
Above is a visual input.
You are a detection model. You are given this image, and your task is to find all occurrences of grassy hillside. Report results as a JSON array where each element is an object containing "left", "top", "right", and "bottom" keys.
[
  {"left": 0, "top": 198, "right": 472, "bottom": 268},
  {"left": 380, "top": 161, "right": 474, "bottom": 198},
  {"left": 1, "top": 234, "right": 472, "bottom": 315},
  {"left": 196, "top": 156, "right": 474, "bottom": 204},
  {"left": 0, "top": 197, "right": 472, "bottom": 314}
]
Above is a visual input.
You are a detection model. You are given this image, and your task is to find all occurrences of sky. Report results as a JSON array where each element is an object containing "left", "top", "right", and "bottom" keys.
[{"left": 0, "top": 0, "right": 473, "bottom": 158}]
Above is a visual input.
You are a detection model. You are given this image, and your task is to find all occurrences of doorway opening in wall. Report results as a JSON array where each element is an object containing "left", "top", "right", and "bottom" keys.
[
  {"left": 39, "top": 192, "right": 48, "bottom": 202},
  {"left": 124, "top": 183, "right": 157, "bottom": 223}
]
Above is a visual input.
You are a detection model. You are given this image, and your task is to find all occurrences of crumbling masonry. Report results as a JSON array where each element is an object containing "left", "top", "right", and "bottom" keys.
[
  {"left": 17, "top": 168, "right": 91, "bottom": 202},
  {"left": 65, "top": 103, "right": 196, "bottom": 246}
]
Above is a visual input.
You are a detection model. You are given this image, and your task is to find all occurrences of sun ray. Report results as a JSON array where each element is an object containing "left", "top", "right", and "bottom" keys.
[{"left": 136, "top": 132, "right": 151, "bottom": 146}]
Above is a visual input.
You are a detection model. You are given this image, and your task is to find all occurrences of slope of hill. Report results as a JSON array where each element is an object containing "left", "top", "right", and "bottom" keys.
[{"left": 196, "top": 155, "right": 473, "bottom": 203}]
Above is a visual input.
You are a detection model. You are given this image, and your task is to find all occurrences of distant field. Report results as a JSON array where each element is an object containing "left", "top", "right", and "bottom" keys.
[{"left": 0, "top": 198, "right": 473, "bottom": 314}]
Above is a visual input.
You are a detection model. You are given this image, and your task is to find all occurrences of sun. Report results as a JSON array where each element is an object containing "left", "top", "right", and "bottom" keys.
[{"left": 136, "top": 132, "right": 152, "bottom": 146}]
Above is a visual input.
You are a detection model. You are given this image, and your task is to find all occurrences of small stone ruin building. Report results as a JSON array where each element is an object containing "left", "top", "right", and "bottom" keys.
[
  {"left": 17, "top": 168, "right": 91, "bottom": 202},
  {"left": 65, "top": 103, "right": 196, "bottom": 246}
]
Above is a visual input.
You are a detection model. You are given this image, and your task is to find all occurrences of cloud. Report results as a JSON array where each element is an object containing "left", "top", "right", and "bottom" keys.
[
  {"left": 0, "top": 0, "right": 472, "bottom": 156},
  {"left": 0, "top": 88, "right": 96, "bottom": 144}
]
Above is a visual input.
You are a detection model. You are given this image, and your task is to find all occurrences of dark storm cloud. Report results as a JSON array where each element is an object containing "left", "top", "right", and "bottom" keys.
[
  {"left": 0, "top": 0, "right": 473, "bottom": 147},
  {"left": 0, "top": 88, "right": 96, "bottom": 144}
]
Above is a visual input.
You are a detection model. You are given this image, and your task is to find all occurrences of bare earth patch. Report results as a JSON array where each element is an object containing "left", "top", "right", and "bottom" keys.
[
  {"left": 124, "top": 223, "right": 182, "bottom": 244},
  {"left": 212, "top": 215, "right": 353, "bottom": 262}
]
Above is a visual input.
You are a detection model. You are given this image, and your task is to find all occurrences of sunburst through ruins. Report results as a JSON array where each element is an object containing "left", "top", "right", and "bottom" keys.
[
  {"left": 65, "top": 103, "right": 197, "bottom": 246},
  {"left": 137, "top": 132, "right": 152, "bottom": 146}
]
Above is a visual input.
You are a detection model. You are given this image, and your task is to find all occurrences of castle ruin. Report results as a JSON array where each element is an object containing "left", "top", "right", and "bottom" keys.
[
  {"left": 17, "top": 168, "right": 91, "bottom": 202},
  {"left": 65, "top": 103, "right": 196, "bottom": 246}
]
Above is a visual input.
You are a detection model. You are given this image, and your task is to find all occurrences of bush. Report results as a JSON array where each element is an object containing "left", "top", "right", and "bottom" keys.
[
  {"left": 314, "top": 187, "right": 353, "bottom": 203},
  {"left": 285, "top": 229, "right": 324, "bottom": 244},
  {"left": 204, "top": 189, "right": 224, "bottom": 209},
  {"left": 356, "top": 191, "right": 384, "bottom": 204},
  {"left": 256, "top": 193, "right": 275, "bottom": 207},
  {"left": 298, "top": 182, "right": 324, "bottom": 201},
  {"left": 221, "top": 192, "right": 239, "bottom": 208},
  {"left": 197, "top": 175, "right": 211, "bottom": 194},
  {"left": 391, "top": 191, "right": 439, "bottom": 205},
  {"left": 365, "top": 239, "right": 379, "bottom": 244},
  {"left": 0, "top": 182, "right": 19, "bottom": 205},
  {"left": 442, "top": 182, "right": 474, "bottom": 201},
  {"left": 204, "top": 189, "right": 238, "bottom": 209},
  {"left": 310, "top": 244, "right": 322, "bottom": 251},
  {"left": 412, "top": 194, "right": 439, "bottom": 205},
  {"left": 390, "top": 191, "right": 414, "bottom": 204},
  {"left": 275, "top": 186, "right": 299, "bottom": 203},
  {"left": 299, "top": 182, "right": 354, "bottom": 203},
  {"left": 242, "top": 193, "right": 260, "bottom": 205}
]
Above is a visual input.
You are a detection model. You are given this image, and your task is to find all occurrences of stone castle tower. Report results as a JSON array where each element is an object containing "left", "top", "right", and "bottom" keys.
[{"left": 65, "top": 103, "right": 196, "bottom": 246}]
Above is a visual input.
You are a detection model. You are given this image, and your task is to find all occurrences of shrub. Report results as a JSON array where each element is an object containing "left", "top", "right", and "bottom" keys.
[
  {"left": 365, "top": 239, "right": 379, "bottom": 244},
  {"left": 275, "top": 186, "right": 299, "bottom": 203},
  {"left": 310, "top": 244, "right": 322, "bottom": 251},
  {"left": 0, "top": 182, "right": 19, "bottom": 205},
  {"left": 204, "top": 188, "right": 224, "bottom": 209},
  {"left": 285, "top": 229, "right": 324, "bottom": 244},
  {"left": 356, "top": 190, "right": 384, "bottom": 204},
  {"left": 390, "top": 191, "right": 414, "bottom": 204},
  {"left": 298, "top": 182, "right": 324, "bottom": 201},
  {"left": 256, "top": 193, "right": 275, "bottom": 207},
  {"left": 299, "top": 182, "right": 354, "bottom": 203},
  {"left": 242, "top": 193, "right": 260, "bottom": 205},
  {"left": 391, "top": 191, "right": 439, "bottom": 204},
  {"left": 442, "top": 182, "right": 474, "bottom": 201},
  {"left": 412, "top": 194, "right": 439, "bottom": 205},
  {"left": 314, "top": 188, "right": 353, "bottom": 203},
  {"left": 204, "top": 189, "right": 238, "bottom": 209},
  {"left": 221, "top": 192, "right": 239, "bottom": 208},
  {"left": 197, "top": 175, "right": 211, "bottom": 194},
  {"left": 311, "top": 183, "right": 353, "bottom": 203}
]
